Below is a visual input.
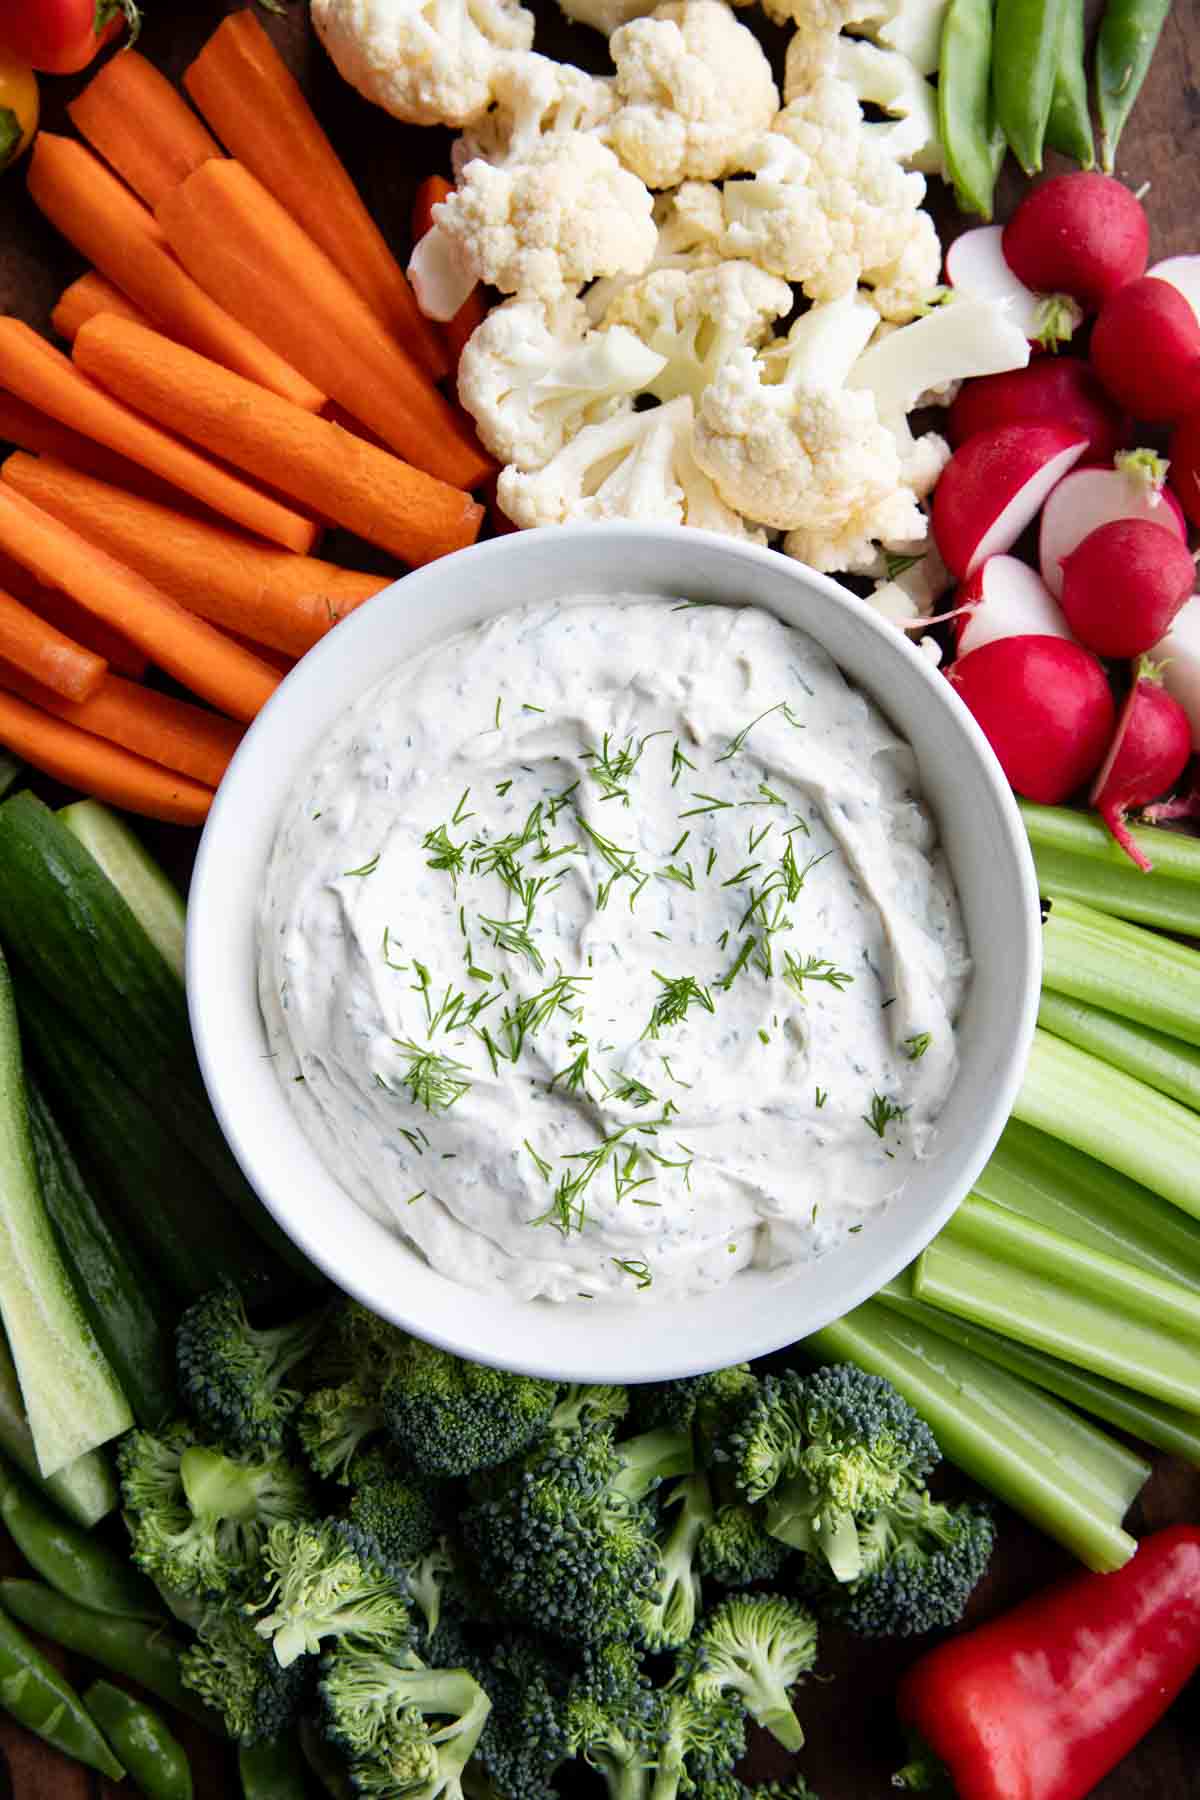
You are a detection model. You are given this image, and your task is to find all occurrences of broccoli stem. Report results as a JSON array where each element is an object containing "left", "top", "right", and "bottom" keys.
[
  {"left": 179, "top": 1446, "right": 263, "bottom": 1523},
  {"left": 610, "top": 1428, "right": 694, "bottom": 1502}
]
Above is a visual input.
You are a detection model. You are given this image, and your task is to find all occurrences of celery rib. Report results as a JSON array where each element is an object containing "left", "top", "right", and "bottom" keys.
[
  {"left": 1042, "top": 895, "right": 1200, "bottom": 1048},
  {"left": 1020, "top": 799, "right": 1200, "bottom": 935},
  {"left": 1039, "top": 990, "right": 1200, "bottom": 1114}
]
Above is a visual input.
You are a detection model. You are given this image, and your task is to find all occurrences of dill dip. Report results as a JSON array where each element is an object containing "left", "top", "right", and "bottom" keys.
[{"left": 258, "top": 597, "right": 970, "bottom": 1304}]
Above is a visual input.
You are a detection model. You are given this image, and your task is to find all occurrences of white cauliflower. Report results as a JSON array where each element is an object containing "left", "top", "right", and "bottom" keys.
[
  {"left": 452, "top": 52, "right": 614, "bottom": 175},
  {"left": 867, "top": 534, "right": 952, "bottom": 623},
  {"left": 555, "top": 0, "right": 752, "bottom": 36},
  {"left": 602, "top": 261, "right": 792, "bottom": 405},
  {"left": 583, "top": 180, "right": 725, "bottom": 321},
  {"left": 456, "top": 295, "right": 666, "bottom": 469},
  {"left": 311, "top": 0, "right": 534, "bottom": 129},
  {"left": 765, "top": 0, "right": 947, "bottom": 76},
  {"left": 718, "top": 133, "right": 834, "bottom": 283},
  {"left": 607, "top": 1, "right": 779, "bottom": 189},
  {"left": 791, "top": 38, "right": 943, "bottom": 175}
]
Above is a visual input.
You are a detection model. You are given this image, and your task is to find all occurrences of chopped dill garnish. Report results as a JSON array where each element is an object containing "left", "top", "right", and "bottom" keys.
[
  {"left": 885, "top": 549, "right": 926, "bottom": 580},
  {"left": 721, "top": 861, "right": 762, "bottom": 888},
  {"left": 748, "top": 822, "right": 772, "bottom": 853},
  {"left": 392, "top": 1041, "right": 472, "bottom": 1113},
  {"left": 758, "top": 1028, "right": 770, "bottom": 1044},
  {"left": 714, "top": 701, "right": 801, "bottom": 763},
  {"left": 500, "top": 973, "right": 589, "bottom": 1061},
  {"left": 717, "top": 935, "right": 756, "bottom": 990},
  {"left": 815, "top": 1088, "right": 828, "bottom": 1108},
  {"left": 741, "top": 782, "right": 787, "bottom": 808},
  {"left": 546, "top": 780, "right": 580, "bottom": 825},
  {"left": 609, "top": 1070, "right": 657, "bottom": 1108},
  {"left": 452, "top": 788, "right": 474, "bottom": 825},
  {"left": 398, "top": 1126, "right": 425, "bottom": 1153},
  {"left": 644, "top": 972, "right": 716, "bottom": 1039},
  {"left": 782, "top": 953, "right": 854, "bottom": 997},
  {"left": 495, "top": 778, "right": 513, "bottom": 796},
  {"left": 583, "top": 732, "right": 644, "bottom": 805},
  {"left": 679, "top": 792, "right": 734, "bottom": 818},
  {"left": 611, "top": 1257, "right": 653, "bottom": 1290},
  {"left": 479, "top": 915, "right": 544, "bottom": 972},
  {"left": 381, "top": 927, "right": 407, "bottom": 971},
  {"left": 550, "top": 1045, "right": 591, "bottom": 1094},
  {"left": 342, "top": 852, "right": 380, "bottom": 877},
  {"left": 658, "top": 862, "right": 696, "bottom": 890},
  {"left": 905, "top": 1032, "right": 932, "bottom": 1059},
  {"left": 422, "top": 822, "right": 466, "bottom": 886},
  {"left": 523, "top": 702, "right": 545, "bottom": 713},
  {"left": 410, "top": 960, "right": 433, "bottom": 1024},
  {"left": 660, "top": 1055, "right": 692, "bottom": 1088},
  {"left": 705, "top": 847, "right": 717, "bottom": 876},
  {"left": 644, "top": 1142, "right": 694, "bottom": 1188},
  {"left": 493, "top": 696, "right": 503, "bottom": 730},
  {"left": 863, "top": 1092, "right": 908, "bottom": 1138},
  {"left": 669, "top": 830, "right": 690, "bottom": 857},
  {"left": 524, "top": 1139, "right": 553, "bottom": 1181},
  {"left": 671, "top": 740, "right": 697, "bottom": 787},
  {"left": 406, "top": 1191, "right": 426, "bottom": 1205}
]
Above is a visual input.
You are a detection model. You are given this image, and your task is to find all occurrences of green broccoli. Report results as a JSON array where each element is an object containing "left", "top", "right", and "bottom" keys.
[
  {"left": 176, "top": 1282, "right": 329, "bottom": 1452},
  {"left": 681, "top": 1594, "right": 819, "bottom": 1752},
  {"left": 550, "top": 1384, "right": 630, "bottom": 1434},
  {"left": 469, "top": 1631, "right": 570, "bottom": 1800},
  {"left": 382, "top": 1339, "right": 559, "bottom": 1477},
  {"left": 179, "top": 1607, "right": 312, "bottom": 1743},
  {"left": 698, "top": 1503, "right": 791, "bottom": 1588},
  {"left": 406, "top": 1536, "right": 458, "bottom": 1643},
  {"left": 640, "top": 1473, "right": 713, "bottom": 1653},
  {"left": 636, "top": 1367, "right": 759, "bottom": 1462},
  {"left": 248, "top": 1519, "right": 412, "bottom": 1668},
  {"left": 563, "top": 1639, "right": 660, "bottom": 1800},
  {"left": 320, "top": 1643, "right": 491, "bottom": 1799},
  {"left": 347, "top": 1445, "right": 441, "bottom": 1566},
  {"left": 118, "top": 1422, "right": 314, "bottom": 1600},
  {"left": 651, "top": 1687, "right": 746, "bottom": 1800},
  {"left": 800, "top": 1491, "right": 995, "bottom": 1637},
  {"left": 297, "top": 1380, "right": 387, "bottom": 1483}
]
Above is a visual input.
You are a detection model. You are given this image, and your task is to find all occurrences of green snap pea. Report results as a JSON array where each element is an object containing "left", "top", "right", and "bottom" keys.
[
  {"left": 0, "top": 1578, "right": 221, "bottom": 1731},
  {"left": 1097, "top": 0, "right": 1172, "bottom": 170},
  {"left": 1045, "top": 0, "right": 1096, "bottom": 165},
  {"left": 993, "top": 0, "right": 1070, "bottom": 174},
  {"left": 0, "top": 1604, "right": 125, "bottom": 1778},
  {"left": 0, "top": 1447, "right": 162, "bottom": 1620},
  {"left": 938, "top": 0, "right": 1007, "bottom": 219},
  {"left": 239, "top": 1732, "right": 309, "bottom": 1800},
  {"left": 86, "top": 1680, "right": 194, "bottom": 1799},
  {"left": 299, "top": 1717, "right": 356, "bottom": 1799}
]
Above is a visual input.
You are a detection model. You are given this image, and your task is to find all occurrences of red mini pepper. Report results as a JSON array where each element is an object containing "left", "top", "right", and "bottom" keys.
[{"left": 895, "top": 1525, "right": 1200, "bottom": 1800}]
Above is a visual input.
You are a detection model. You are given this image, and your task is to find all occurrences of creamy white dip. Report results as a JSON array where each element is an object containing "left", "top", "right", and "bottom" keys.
[{"left": 259, "top": 598, "right": 969, "bottom": 1303}]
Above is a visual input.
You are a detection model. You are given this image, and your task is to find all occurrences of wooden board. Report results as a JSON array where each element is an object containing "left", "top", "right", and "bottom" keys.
[{"left": 0, "top": 3, "right": 1198, "bottom": 1795}]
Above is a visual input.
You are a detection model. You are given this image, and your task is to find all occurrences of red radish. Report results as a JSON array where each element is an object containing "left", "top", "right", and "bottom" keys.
[
  {"left": 947, "top": 360, "right": 1127, "bottom": 464},
  {"left": 1039, "top": 451, "right": 1188, "bottom": 596},
  {"left": 947, "top": 635, "right": 1115, "bottom": 803},
  {"left": 944, "top": 227, "right": 1081, "bottom": 348},
  {"left": 1168, "top": 410, "right": 1200, "bottom": 528},
  {"left": 1002, "top": 173, "right": 1149, "bottom": 311},
  {"left": 1059, "top": 518, "right": 1195, "bottom": 657},
  {"left": 1147, "top": 256, "right": 1200, "bottom": 325},
  {"left": 1089, "top": 662, "right": 1192, "bottom": 869},
  {"left": 954, "top": 555, "right": 1074, "bottom": 657},
  {"left": 1090, "top": 278, "right": 1200, "bottom": 423},
  {"left": 932, "top": 424, "right": 1088, "bottom": 580},
  {"left": 1152, "top": 595, "right": 1200, "bottom": 752}
]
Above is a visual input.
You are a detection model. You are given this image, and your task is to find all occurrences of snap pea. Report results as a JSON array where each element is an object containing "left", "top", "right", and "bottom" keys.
[
  {"left": 1097, "top": 0, "right": 1172, "bottom": 170},
  {"left": 0, "top": 1447, "right": 162, "bottom": 1620},
  {"left": 938, "top": 0, "right": 1007, "bottom": 219},
  {"left": 240, "top": 1732, "right": 309, "bottom": 1800},
  {"left": 86, "top": 1680, "right": 194, "bottom": 1799},
  {"left": 993, "top": 0, "right": 1070, "bottom": 174},
  {"left": 0, "top": 1604, "right": 125, "bottom": 1778},
  {"left": 1045, "top": 0, "right": 1096, "bottom": 165}
]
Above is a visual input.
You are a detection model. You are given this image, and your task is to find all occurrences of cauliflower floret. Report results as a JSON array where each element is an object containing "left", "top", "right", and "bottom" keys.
[
  {"left": 555, "top": 0, "right": 752, "bottom": 36},
  {"left": 498, "top": 397, "right": 691, "bottom": 526},
  {"left": 848, "top": 295, "right": 1030, "bottom": 439},
  {"left": 311, "top": 0, "right": 534, "bottom": 129},
  {"left": 607, "top": 1, "right": 779, "bottom": 189},
  {"left": 719, "top": 133, "right": 834, "bottom": 283},
  {"left": 456, "top": 295, "right": 667, "bottom": 470},
  {"left": 584, "top": 180, "right": 724, "bottom": 321},
  {"left": 786, "top": 38, "right": 942, "bottom": 175},
  {"left": 452, "top": 52, "right": 614, "bottom": 175},
  {"left": 602, "top": 262, "right": 793, "bottom": 405},
  {"left": 766, "top": 0, "right": 947, "bottom": 76},
  {"left": 861, "top": 206, "right": 941, "bottom": 319},
  {"left": 435, "top": 135, "right": 657, "bottom": 304},
  {"left": 867, "top": 534, "right": 952, "bottom": 623}
]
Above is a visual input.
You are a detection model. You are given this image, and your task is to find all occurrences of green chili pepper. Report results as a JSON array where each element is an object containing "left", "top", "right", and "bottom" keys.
[
  {"left": 1096, "top": 0, "right": 1172, "bottom": 170},
  {"left": 86, "top": 1679, "right": 194, "bottom": 1799},
  {"left": 1045, "top": 0, "right": 1096, "bottom": 165},
  {"left": 299, "top": 1716, "right": 356, "bottom": 1799},
  {"left": 0, "top": 1604, "right": 125, "bottom": 1778},
  {"left": 0, "top": 1447, "right": 162, "bottom": 1619},
  {"left": 993, "top": 0, "right": 1070, "bottom": 173},
  {"left": 240, "top": 1732, "right": 310, "bottom": 1800},
  {"left": 938, "top": 0, "right": 1007, "bottom": 219},
  {"left": 0, "top": 1578, "right": 221, "bottom": 1730}
]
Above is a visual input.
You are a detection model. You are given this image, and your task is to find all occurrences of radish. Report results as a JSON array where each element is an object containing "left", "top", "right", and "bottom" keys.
[
  {"left": 946, "top": 360, "right": 1127, "bottom": 465},
  {"left": 1152, "top": 595, "right": 1200, "bottom": 752},
  {"left": 1089, "top": 661, "right": 1192, "bottom": 870},
  {"left": 1001, "top": 173, "right": 1149, "bottom": 311},
  {"left": 1147, "top": 256, "right": 1200, "bottom": 324},
  {"left": 1059, "top": 517, "right": 1195, "bottom": 657},
  {"left": 954, "top": 555, "right": 1074, "bottom": 657},
  {"left": 931, "top": 423, "right": 1088, "bottom": 580},
  {"left": 1090, "top": 278, "right": 1200, "bottom": 423},
  {"left": 1038, "top": 450, "right": 1188, "bottom": 597},
  {"left": 946, "top": 635, "right": 1115, "bottom": 803},
  {"left": 944, "top": 227, "right": 1081, "bottom": 348},
  {"left": 1168, "top": 409, "right": 1200, "bottom": 528}
]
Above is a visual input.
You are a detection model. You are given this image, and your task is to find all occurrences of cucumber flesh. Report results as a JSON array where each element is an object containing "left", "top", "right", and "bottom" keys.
[
  {"left": 0, "top": 1328, "right": 117, "bottom": 1527},
  {"left": 58, "top": 800, "right": 186, "bottom": 983}
]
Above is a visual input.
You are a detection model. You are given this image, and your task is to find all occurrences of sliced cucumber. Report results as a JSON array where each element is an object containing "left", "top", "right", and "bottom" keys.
[
  {"left": 0, "top": 1328, "right": 117, "bottom": 1527},
  {"left": 58, "top": 800, "right": 186, "bottom": 982}
]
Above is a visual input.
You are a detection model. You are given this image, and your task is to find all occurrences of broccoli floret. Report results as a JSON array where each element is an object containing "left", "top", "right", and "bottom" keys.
[
  {"left": 118, "top": 1422, "right": 314, "bottom": 1600},
  {"left": 640, "top": 1473, "right": 713, "bottom": 1653},
  {"left": 320, "top": 1643, "right": 491, "bottom": 1799},
  {"left": 652, "top": 1687, "right": 746, "bottom": 1800},
  {"left": 405, "top": 1535, "right": 459, "bottom": 1644},
  {"left": 681, "top": 1594, "right": 819, "bottom": 1752},
  {"left": 346, "top": 1445, "right": 441, "bottom": 1566},
  {"left": 800, "top": 1492, "right": 995, "bottom": 1638},
  {"left": 176, "top": 1282, "right": 329, "bottom": 1452},
  {"left": 470, "top": 1631, "right": 571, "bottom": 1800},
  {"left": 311, "top": 1300, "right": 404, "bottom": 1385},
  {"left": 382, "top": 1339, "right": 559, "bottom": 1478},
  {"left": 297, "top": 1380, "right": 387, "bottom": 1483},
  {"left": 248, "top": 1519, "right": 412, "bottom": 1669},
  {"left": 698, "top": 1504, "right": 791, "bottom": 1588},
  {"left": 550, "top": 1384, "right": 630, "bottom": 1433},
  {"left": 636, "top": 1367, "right": 759, "bottom": 1463},
  {"left": 179, "top": 1606, "right": 312, "bottom": 1743},
  {"left": 563, "top": 1639, "right": 660, "bottom": 1800}
]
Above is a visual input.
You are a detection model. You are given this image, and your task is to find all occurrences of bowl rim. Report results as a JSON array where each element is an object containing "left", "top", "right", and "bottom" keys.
[{"left": 188, "top": 523, "right": 1041, "bottom": 1381}]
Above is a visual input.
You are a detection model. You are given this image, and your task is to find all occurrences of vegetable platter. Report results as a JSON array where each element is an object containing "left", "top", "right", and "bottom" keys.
[{"left": 0, "top": 2, "right": 1198, "bottom": 1799}]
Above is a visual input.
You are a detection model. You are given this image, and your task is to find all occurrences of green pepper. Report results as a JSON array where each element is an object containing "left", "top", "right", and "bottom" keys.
[
  {"left": 86, "top": 1679, "right": 194, "bottom": 1799},
  {"left": 1096, "top": 0, "right": 1172, "bottom": 170},
  {"left": 938, "top": 0, "right": 1006, "bottom": 220},
  {"left": 240, "top": 1732, "right": 310, "bottom": 1800},
  {"left": 1045, "top": 0, "right": 1096, "bottom": 165},
  {"left": 993, "top": 0, "right": 1070, "bottom": 174},
  {"left": 0, "top": 1447, "right": 162, "bottom": 1619},
  {"left": 0, "top": 1604, "right": 124, "bottom": 1777}
]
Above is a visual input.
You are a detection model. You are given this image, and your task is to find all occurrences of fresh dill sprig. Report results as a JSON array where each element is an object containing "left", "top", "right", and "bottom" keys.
[
  {"left": 740, "top": 782, "right": 787, "bottom": 808},
  {"left": 904, "top": 1032, "right": 932, "bottom": 1060},
  {"left": 342, "top": 852, "right": 380, "bottom": 877},
  {"left": 452, "top": 788, "right": 474, "bottom": 825},
  {"left": 524, "top": 1139, "right": 553, "bottom": 1181},
  {"left": 658, "top": 862, "right": 696, "bottom": 890},
  {"left": 392, "top": 1040, "right": 472, "bottom": 1113},
  {"left": 550, "top": 1046, "right": 591, "bottom": 1095},
  {"left": 863, "top": 1092, "right": 908, "bottom": 1138},
  {"left": 670, "top": 741, "right": 697, "bottom": 787},
  {"left": 714, "top": 701, "right": 801, "bottom": 764},
  {"left": 644, "top": 972, "right": 715, "bottom": 1039},
  {"left": 422, "top": 822, "right": 466, "bottom": 887},
  {"left": 381, "top": 927, "right": 407, "bottom": 971},
  {"left": 479, "top": 915, "right": 544, "bottom": 972},
  {"left": 782, "top": 953, "right": 855, "bottom": 997},
  {"left": 885, "top": 550, "right": 926, "bottom": 581},
  {"left": 717, "top": 935, "right": 756, "bottom": 990},
  {"left": 583, "top": 733, "right": 644, "bottom": 805},
  {"left": 679, "top": 792, "right": 734, "bottom": 818},
  {"left": 611, "top": 1257, "right": 653, "bottom": 1290},
  {"left": 608, "top": 1070, "right": 657, "bottom": 1108},
  {"left": 660, "top": 1055, "right": 692, "bottom": 1088},
  {"left": 815, "top": 1088, "right": 828, "bottom": 1108},
  {"left": 721, "top": 861, "right": 762, "bottom": 889},
  {"left": 643, "top": 1142, "right": 694, "bottom": 1189},
  {"left": 500, "top": 972, "right": 589, "bottom": 1061}
]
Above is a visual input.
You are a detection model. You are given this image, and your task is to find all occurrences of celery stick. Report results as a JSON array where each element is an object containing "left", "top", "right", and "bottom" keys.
[
  {"left": 1021, "top": 801, "right": 1200, "bottom": 935},
  {"left": 0, "top": 1329, "right": 117, "bottom": 1526},
  {"left": 1039, "top": 990, "right": 1200, "bottom": 1113},
  {"left": 803, "top": 1300, "right": 1142, "bottom": 1570},
  {"left": 977, "top": 1120, "right": 1200, "bottom": 1295},
  {"left": 1014, "top": 1030, "right": 1200, "bottom": 1222},
  {"left": 1042, "top": 895, "right": 1200, "bottom": 1048},
  {"left": 878, "top": 1276, "right": 1200, "bottom": 1469}
]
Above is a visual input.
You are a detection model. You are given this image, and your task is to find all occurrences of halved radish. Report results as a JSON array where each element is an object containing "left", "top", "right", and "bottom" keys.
[
  {"left": 954, "top": 555, "right": 1074, "bottom": 657},
  {"left": 946, "top": 634, "right": 1115, "bottom": 802},
  {"left": 1090, "top": 277, "right": 1200, "bottom": 423},
  {"left": 1147, "top": 256, "right": 1200, "bottom": 324},
  {"left": 1152, "top": 595, "right": 1200, "bottom": 751},
  {"left": 946, "top": 360, "right": 1127, "bottom": 464},
  {"left": 1089, "top": 662, "right": 1192, "bottom": 869},
  {"left": 1039, "top": 451, "right": 1187, "bottom": 597},
  {"left": 931, "top": 424, "right": 1088, "bottom": 580},
  {"left": 1002, "top": 173, "right": 1149, "bottom": 311},
  {"left": 944, "top": 227, "right": 1080, "bottom": 347},
  {"left": 1059, "top": 517, "right": 1195, "bottom": 657}
]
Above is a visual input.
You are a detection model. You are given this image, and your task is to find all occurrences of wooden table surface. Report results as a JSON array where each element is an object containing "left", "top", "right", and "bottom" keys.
[{"left": 1, "top": 3, "right": 1199, "bottom": 1795}]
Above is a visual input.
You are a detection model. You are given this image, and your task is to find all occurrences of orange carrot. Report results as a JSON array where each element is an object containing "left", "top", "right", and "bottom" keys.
[
  {"left": 27, "top": 135, "right": 326, "bottom": 413},
  {"left": 0, "top": 660, "right": 241, "bottom": 788},
  {"left": 0, "top": 686, "right": 214, "bottom": 824},
  {"left": 184, "top": 10, "right": 448, "bottom": 380},
  {"left": 0, "top": 318, "right": 317, "bottom": 552},
  {"left": 74, "top": 314, "right": 485, "bottom": 569},
  {"left": 0, "top": 386, "right": 178, "bottom": 501},
  {"left": 445, "top": 290, "right": 489, "bottom": 370},
  {"left": 0, "top": 587, "right": 106, "bottom": 702},
  {"left": 411, "top": 175, "right": 488, "bottom": 369},
  {"left": 4, "top": 453, "right": 391, "bottom": 658},
  {"left": 156, "top": 160, "right": 492, "bottom": 492},
  {"left": 52, "top": 272, "right": 151, "bottom": 343},
  {"left": 68, "top": 49, "right": 222, "bottom": 210},
  {"left": 225, "top": 630, "right": 294, "bottom": 673},
  {"left": 0, "top": 483, "right": 281, "bottom": 724},
  {"left": 0, "top": 548, "right": 148, "bottom": 680}
]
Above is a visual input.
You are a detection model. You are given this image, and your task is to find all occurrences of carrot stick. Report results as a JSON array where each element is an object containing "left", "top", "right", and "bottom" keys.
[
  {"left": 4, "top": 453, "right": 391, "bottom": 658},
  {"left": 0, "top": 483, "right": 281, "bottom": 724},
  {"left": 0, "top": 386, "right": 179, "bottom": 504},
  {"left": 0, "top": 686, "right": 214, "bottom": 824},
  {"left": 27, "top": 135, "right": 326, "bottom": 414},
  {"left": 74, "top": 314, "right": 485, "bottom": 568},
  {"left": 0, "top": 550, "right": 148, "bottom": 680},
  {"left": 0, "top": 588, "right": 106, "bottom": 702},
  {"left": 225, "top": 630, "right": 294, "bottom": 674},
  {"left": 0, "top": 319, "right": 317, "bottom": 553},
  {"left": 52, "top": 272, "right": 151, "bottom": 343},
  {"left": 68, "top": 49, "right": 222, "bottom": 210},
  {"left": 184, "top": 10, "right": 448, "bottom": 381},
  {"left": 156, "top": 160, "right": 492, "bottom": 491},
  {"left": 0, "top": 660, "right": 240, "bottom": 788}
]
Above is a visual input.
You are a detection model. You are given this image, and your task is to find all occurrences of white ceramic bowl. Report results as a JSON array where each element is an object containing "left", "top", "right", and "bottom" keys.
[{"left": 188, "top": 525, "right": 1040, "bottom": 1383}]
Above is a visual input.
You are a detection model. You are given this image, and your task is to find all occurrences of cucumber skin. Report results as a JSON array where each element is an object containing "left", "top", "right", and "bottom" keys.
[
  {"left": 59, "top": 800, "right": 186, "bottom": 984},
  {"left": 0, "top": 1331, "right": 117, "bottom": 1527}
]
